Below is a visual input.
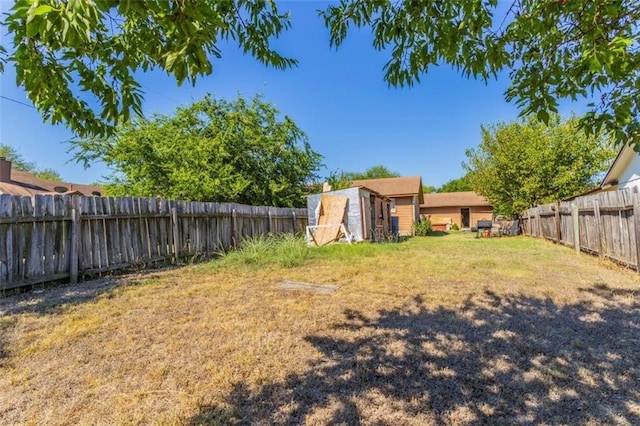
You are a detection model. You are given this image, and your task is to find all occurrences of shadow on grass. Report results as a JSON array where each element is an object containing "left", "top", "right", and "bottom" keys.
[
  {"left": 190, "top": 287, "right": 640, "bottom": 425},
  {"left": 426, "top": 231, "right": 449, "bottom": 237}
]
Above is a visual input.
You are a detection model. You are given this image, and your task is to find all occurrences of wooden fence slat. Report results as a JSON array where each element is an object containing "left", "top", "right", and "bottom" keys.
[
  {"left": 43, "top": 195, "right": 56, "bottom": 277},
  {"left": 0, "top": 195, "right": 13, "bottom": 287},
  {"left": 572, "top": 203, "right": 580, "bottom": 254},
  {"left": 70, "top": 196, "right": 81, "bottom": 284},
  {"left": 54, "top": 196, "right": 68, "bottom": 275},
  {"left": 593, "top": 200, "right": 604, "bottom": 259},
  {"left": 634, "top": 192, "right": 640, "bottom": 273},
  {"left": 171, "top": 205, "right": 179, "bottom": 262}
]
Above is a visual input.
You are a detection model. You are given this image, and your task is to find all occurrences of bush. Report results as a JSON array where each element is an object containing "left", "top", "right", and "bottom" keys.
[
  {"left": 413, "top": 218, "right": 432, "bottom": 236},
  {"left": 451, "top": 223, "right": 459, "bottom": 231}
]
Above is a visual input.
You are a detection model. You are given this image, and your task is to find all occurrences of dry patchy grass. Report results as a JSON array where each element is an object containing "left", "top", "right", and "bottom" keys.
[{"left": 1, "top": 232, "right": 639, "bottom": 425}]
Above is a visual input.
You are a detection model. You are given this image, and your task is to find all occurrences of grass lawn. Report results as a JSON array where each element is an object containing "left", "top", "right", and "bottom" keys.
[{"left": 1, "top": 232, "right": 639, "bottom": 425}]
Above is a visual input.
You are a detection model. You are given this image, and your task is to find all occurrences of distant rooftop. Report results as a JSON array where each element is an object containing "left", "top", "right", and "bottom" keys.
[
  {"left": 0, "top": 158, "right": 102, "bottom": 197},
  {"left": 421, "top": 191, "right": 491, "bottom": 208},
  {"left": 350, "top": 176, "right": 423, "bottom": 199}
]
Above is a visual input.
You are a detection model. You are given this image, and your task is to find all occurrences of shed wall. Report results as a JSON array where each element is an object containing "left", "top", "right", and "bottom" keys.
[
  {"left": 307, "top": 187, "right": 368, "bottom": 242},
  {"left": 421, "top": 206, "right": 493, "bottom": 228},
  {"left": 393, "top": 196, "right": 418, "bottom": 236}
]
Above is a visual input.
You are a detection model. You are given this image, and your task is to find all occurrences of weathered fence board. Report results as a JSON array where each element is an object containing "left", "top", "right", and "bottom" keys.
[
  {"left": 0, "top": 195, "right": 308, "bottom": 291},
  {"left": 522, "top": 188, "right": 639, "bottom": 271}
]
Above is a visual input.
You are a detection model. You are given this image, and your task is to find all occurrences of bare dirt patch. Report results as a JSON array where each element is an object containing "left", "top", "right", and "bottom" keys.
[
  {"left": 278, "top": 280, "right": 339, "bottom": 294},
  {"left": 1, "top": 233, "right": 639, "bottom": 425}
]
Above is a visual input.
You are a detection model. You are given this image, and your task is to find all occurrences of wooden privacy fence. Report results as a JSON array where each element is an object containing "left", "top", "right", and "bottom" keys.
[
  {"left": 521, "top": 189, "right": 640, "bottom": 271},
  {"left": 0, "top": 194, "right": 308, "bottom": 291}
]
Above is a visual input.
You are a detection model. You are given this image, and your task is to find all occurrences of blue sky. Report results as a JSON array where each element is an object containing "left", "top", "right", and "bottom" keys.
[{"left": 0, "top": 1, "right": 588, "bottom": 188}]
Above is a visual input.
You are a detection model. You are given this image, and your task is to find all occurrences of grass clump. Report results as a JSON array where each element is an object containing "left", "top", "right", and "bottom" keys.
[{"left": 216, "top": 234, "right": 312, "bottom": 269}]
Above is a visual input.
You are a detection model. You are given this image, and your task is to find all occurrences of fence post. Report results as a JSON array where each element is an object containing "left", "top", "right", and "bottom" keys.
[
  {"left": 633, "top": 192, "right": 640, "bottom": 273},
  {"left": 69, "top": 196, "right": 81, "bottom": 284},
  {"left": 292, "top": 211, "right": 297, "bottom": 234},
  {"left": 232, "top": 208, "right": 237, "bottom": 248},
  {"left": 171, "top": 205, "right": 179, "bottom": 262},
  {"left": 593, "top": 200, "right": 604, "bottom": 259},
  {"left": 572, "top": 202, "right": 580, "bottom": 254},
  {"left": 527, "top": 209, "right": 531, "bottom": 236},
  {"left": 554, "top": 203, "right": 561, "bottom": 243},
  {"left": 267, "top": 209, "right": 272, "bottom": 234}
]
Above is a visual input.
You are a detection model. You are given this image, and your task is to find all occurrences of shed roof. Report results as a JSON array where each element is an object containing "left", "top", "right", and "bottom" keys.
[
  {"left": 0, "top": 169, "right": 103, "bottom": 197},
  {"left": 421, "top": 191, "right": 491, "bottom": 208},
  {"left": 350, "top": 176, "right": 423, "bottom": 201}
]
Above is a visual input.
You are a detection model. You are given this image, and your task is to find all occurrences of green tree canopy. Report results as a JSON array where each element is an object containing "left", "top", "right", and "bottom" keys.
[
  {"left": 3, "top": 1, "right": 640, "bottom": 145},
  {"left": 437, "top": 176, "right": 473, "bottom": 193},
  {"left": 71, "top": 94, "right": 323, "bottom": 207},
  {"left": 422, "top": 185, "right": 436, "bottom": 194},
  {"left": 326, "top": 165, "right": 400, "bottom": 190},
  {"left": 347, "top": 165, "right": 400, "bottom": 181},
  {"left": 2, "top": 0, "right": 296, "bottom": 137},
  {"left": 0, "top": 143, "right": 62, "bottom": 180},
  {"left": 464, "top": 115, "right": 615, "bottom": 217}
]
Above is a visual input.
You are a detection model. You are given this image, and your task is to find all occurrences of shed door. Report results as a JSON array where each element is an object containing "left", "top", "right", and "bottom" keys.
[
  {"left": 391, "top": 216, "right": 400, "bottom": 235},
  {"left": 361, "top": 196, "right": 371, "bottom": 239},
  {"left": 461, "top": 208, "right": 470, "bottom": 228}
]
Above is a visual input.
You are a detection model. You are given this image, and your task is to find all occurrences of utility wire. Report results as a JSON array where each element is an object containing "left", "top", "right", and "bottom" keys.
[{"left": 0, "top": 95, "right": 36, "bottom": 109}]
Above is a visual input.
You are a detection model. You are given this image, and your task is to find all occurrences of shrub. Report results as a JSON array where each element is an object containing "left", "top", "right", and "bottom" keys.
[
  {"left": 451, "top": 223, "right": 460, "bottom": 231},
  {"left": 413, "top": 218, "right": 432, "bottom": 236}
]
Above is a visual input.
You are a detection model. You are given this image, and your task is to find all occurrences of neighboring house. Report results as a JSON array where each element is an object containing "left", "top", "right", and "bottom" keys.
[
  {"left": 350, "top": 176, "right": 423, "bottom": 236},
  {"left": 307, "top": 186, "right": 391, "bottom": 243},
  {"left": 420, "top": 191, "right": 492, "bottom": 229},
  {"left": 599, "top": 143, "right": 640, "bottom": 192},
  {"left": 0, "top": 157, "right": 102, "bottom": 197}
]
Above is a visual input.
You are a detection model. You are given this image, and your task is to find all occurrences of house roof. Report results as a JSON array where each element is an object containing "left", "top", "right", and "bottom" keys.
[
  {"left": 350, "top": 176, "right": 423, "bottom": 202},
  {"left": 600, "top": 142, "right": 638, "bottom": 189},
  {"left": 0, "top": 169, "right": 103, "bottom": 197},
  {"left": 421, "top": 191, "right": 491, "bottom": 208},
  {"left": 309, "top": 185, "right": 389, "bottom": 201}
]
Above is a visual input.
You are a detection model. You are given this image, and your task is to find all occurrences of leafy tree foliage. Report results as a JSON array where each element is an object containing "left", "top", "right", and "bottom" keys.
[
  {"left": 326, "top": 165, "right": 400, "bottom": 190},
  {"left": 437, "top": 176, "right": 472, "bottom": 193},
  {"left": 0, "top": 144, "right": 34, "bottom": 171},
  {"left": 71, "top": 94, "right": 323, "bottom": 207},
  {"left": 0, "top": 144, "right": 62, "bottom": 180},
  {"left": 325, "top": 170, "right": 352, "bottom": 191},
  {"left": 4, "top": 1, "right": 640, "bottom": 145},
  {"left": 322, "top": 0, "right": 640, "bottom": 147},
  {"left": 347, "top": 165, "right": 400, "bottom": 181},
  {"left": 464, "top": 116, "right": 615, "bottom": 217},
  {"left": 422, "top": 185, "right": 436, "bottom": 194},
  {"left": 30, "top": 168, "right": 62, "bottom": 181},
  {"left": 2, "top": 0, "right": 296, "bottom": 137}
]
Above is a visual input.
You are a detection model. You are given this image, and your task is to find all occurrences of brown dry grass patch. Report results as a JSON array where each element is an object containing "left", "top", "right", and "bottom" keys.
[{"left": 1, "top": 232, "right": 639, "bottom": 425}]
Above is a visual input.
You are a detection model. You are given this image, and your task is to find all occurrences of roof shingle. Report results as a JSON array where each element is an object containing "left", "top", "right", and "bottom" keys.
[
  {"left": 421, "top": 191, "right": 491, "bottom": 208},
  {"left": 350, "top": 176, "right": 423, "bottom": 199},
  {"left": 0, "top": 169, "right": 103, "bottom": 197}
]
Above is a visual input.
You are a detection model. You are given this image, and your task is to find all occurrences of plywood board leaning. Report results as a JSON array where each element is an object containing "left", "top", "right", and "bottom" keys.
[{"left": 313, "top": 195, "right": 348, "bottom": 246}]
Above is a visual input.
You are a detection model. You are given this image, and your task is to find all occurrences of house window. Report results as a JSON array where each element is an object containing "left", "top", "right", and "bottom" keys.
[{"left": 390, "top": 199, "right": 396, "bottom": 212}]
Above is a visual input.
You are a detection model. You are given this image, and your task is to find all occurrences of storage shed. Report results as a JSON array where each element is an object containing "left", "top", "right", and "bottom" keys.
[
  {"left": 306, "top": 186, "right": 391, "bottom": 245},
  {"left": 350, "top": 176, "right": 423, "bottom": 236}
]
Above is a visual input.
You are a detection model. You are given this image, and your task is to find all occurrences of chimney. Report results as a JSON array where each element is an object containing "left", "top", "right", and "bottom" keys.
[{"left": 0, "top": 157, "right": 11, "bottom": 183}]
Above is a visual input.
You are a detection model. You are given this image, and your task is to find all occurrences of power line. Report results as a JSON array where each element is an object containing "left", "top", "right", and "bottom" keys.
[{"left": 0, "top": 95, "right": 36, "bottom": 109}]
